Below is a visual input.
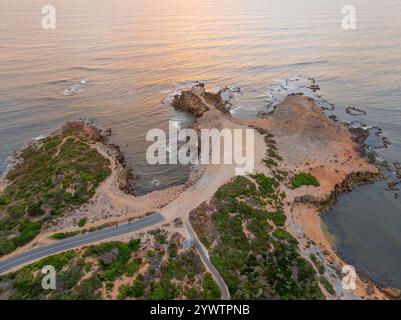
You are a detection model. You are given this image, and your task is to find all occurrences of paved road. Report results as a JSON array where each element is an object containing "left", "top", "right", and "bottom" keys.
[
  {"left": 185, "top": 221, "right": 231, "bottom": 300},
  {"left": 0, "top": 213, "right": 164, "bottom": 275}
]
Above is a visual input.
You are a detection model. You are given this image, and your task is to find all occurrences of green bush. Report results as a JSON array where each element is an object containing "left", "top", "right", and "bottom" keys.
[
  {"left": 252, "top": 173, "right": 275, "bottom": 195},
  {"left": 131, "top": 278, "right": 145, "bottom": 297},
  {"left": 202, "top": 273, "right": 221, "bottom": 300},
  {"left": 128, "top": 239, "right": 141, "bottom": 251},
  {"left": 320, "top": 276, "right": 335, "bottom": 295},
  {"left": 78, "top": 218, "right": 87, "bottom": 228},
  {"left": 291, "top": 173, "right": 319, "bottom": 188},
  {"left": 51, "top": 231, "right": 80, "bottom": 240}
]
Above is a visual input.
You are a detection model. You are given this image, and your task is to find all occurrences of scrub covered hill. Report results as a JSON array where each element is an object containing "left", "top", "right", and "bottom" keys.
[
  {"left": 190, "top": 175, "right": 328, "bottom": 300},
  {"left": 0, "top": 122, "right": 111, "bottom": 257},
  {"left": 0, "top": 231, "right": 221, "bottom": 300}
]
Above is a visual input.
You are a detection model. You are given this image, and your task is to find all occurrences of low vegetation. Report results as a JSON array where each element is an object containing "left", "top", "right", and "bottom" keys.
[
  {"left": 190, "top": 175, "right": 325, "bottom": 300},
  {"left": 0, "top": 232, "right": 221, "bottom": 300},
  {"left": 50, "top": 231, "right": 80, "bottom": 240},
  {"left": 0, "top": 127, "right": 111, "bottom": 257},
  {"left": 291, "top": 172, "right": 319, "bottom": 188}
]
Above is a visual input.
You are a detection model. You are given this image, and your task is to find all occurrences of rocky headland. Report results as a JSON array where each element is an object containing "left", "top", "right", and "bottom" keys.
[{"left": 0, "top": 80, "right": 394, "bottom": 300}]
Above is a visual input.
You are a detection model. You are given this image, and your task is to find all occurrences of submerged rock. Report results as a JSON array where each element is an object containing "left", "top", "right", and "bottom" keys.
[{"left": 346, "top": 106, "right": 367, "bottom": 116}]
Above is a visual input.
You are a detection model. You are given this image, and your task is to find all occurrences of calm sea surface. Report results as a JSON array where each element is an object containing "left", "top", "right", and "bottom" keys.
[{"left": 1, "top": 0, "right": 400, "bottom": 288}]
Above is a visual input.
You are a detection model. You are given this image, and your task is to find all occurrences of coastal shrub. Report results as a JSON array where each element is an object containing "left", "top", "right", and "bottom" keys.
[
  {"left": 273, "top": 228, "right": 293, "bottom": 240},
  {"left": 267, "top": 147, "right": 283, "bottom": 161},
  {"left": 215, "top": 176, "right": 256, "bottom": 200},
  {"left": 263, "top": 158, "right": 278, "bottom": 167},
  {"left": 125, "top": 258, "right": 141, "bottom": 276},
  {"left": 202, "top": 273, "right": 221, "bottom": 300},
  {"left": 291, "top": 172, "right": 319, "bottom": 188},
  {"left": 310, "top": 253, "right": 325, "bottom": 275},
  {"left": 271, "top": 211, "right": 286, "bottom": 227},
  {"left": 78, "top": 218, "right": 87, "bottom": 228},
  {"left": 155, "top": 232, "right": 166, "bottom": 245},
  {"left": 149, "top": 281, "right": 179, "bottom": 300},
  {"left": 252, "top": 173, "right": 275, "bottom": 195},
  {"left": 128, "top": 238, "right": 141, "bottom": 251},
  {"left": 51, "top": 231, "right": 80, "bottom": 240},
  {"left": 75, "top": 275, "right": 102, "bottom": 300},
  {"left": 320, "top": 276, "right": 336, "bottom": 295},
  {"left": 117, "top": 285, "right": 129, "bottom": 300},
  {"left": 168, "top": 242, "right": 178, "bottom": 258},
  {"left": 131, "top": 278, "right": 145, "bottom": 297},
  {"left": 33, "top": 251, "right": 77, "bottom": 271}
]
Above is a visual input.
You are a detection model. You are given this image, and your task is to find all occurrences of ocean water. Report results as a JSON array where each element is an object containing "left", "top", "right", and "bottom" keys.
[{"left": 1, "top": 0, "right": 401, "bottom": 288}]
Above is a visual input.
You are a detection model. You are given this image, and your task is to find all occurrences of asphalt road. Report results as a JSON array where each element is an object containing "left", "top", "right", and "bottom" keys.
[
  {"left": 0, "top": 213, "right": 165, "bottom": 275},
  {"left": 185, "top": 221, "right": 231, "bottom": 300}
]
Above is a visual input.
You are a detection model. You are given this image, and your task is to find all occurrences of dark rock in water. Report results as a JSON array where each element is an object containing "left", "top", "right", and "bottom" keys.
[
  {"left": 386, "top": 181, "right": 400, "bottom": 191},
  {"left": 365, "top": 127, "right": 391, "bottom": 149},
  {"left": 348, "top": 121, "right": 391, "bottom": 160},
  {"left": 346, "top": 106, "right": 367, "bottom": 116},
  {"left": 329, "top": 114, "right": 339, "bottom": 122},
  {"left": 230, "top": 87, "right": 242, "bottom": 94},
  {"left": 349, "top": 120, "right": 367, "bottom": 129},
  {"left": 393, "top": 163, "right": 401, "bottom": 180},
  {"left": 172, "top": 91, "right": 209, "bottom": 118}
]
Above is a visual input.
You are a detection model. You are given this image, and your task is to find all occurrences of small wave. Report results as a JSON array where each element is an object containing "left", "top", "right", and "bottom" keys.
[
  {"left": 62, "top": 79, "right": 89, "bottom": 96},
  {"left": 150, "top": 179, "right": 161, "bottom": 186},
  {"left": 33, "top": 134, "right": 46, "bottom": 141}
]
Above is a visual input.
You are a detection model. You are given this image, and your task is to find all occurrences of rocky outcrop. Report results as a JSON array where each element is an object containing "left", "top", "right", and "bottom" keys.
[
  {"left": 170, "top": 82, "right": 232, "bottom": 117},
  {"left": 172, "top": 91, "right": 209, "bottom": 118},
  {"left": 383, "top": 287, "right": 401, "bottom": 299},
  {"left": 346, "top": 106, "right": 367, "bottom": 116}
]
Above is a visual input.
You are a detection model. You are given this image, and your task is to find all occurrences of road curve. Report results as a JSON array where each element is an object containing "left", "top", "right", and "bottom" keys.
[
  {"left": 185, "top": 221, "right": 231, "bottom": 300},
  {"left": 0, "top": 213, "right": 165, "bottom": 275}
]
